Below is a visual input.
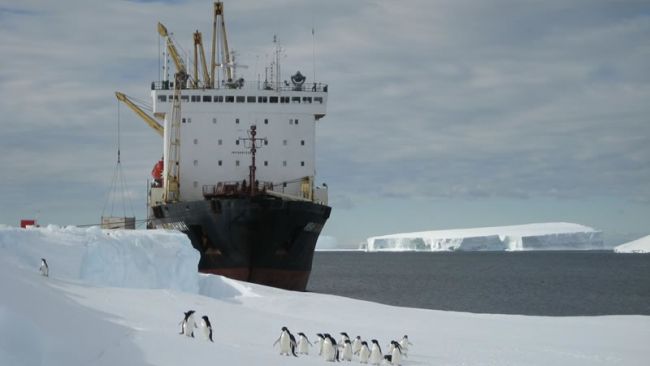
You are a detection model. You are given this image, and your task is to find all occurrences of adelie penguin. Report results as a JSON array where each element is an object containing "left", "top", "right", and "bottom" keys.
[
  {"left": 179, "top": 310, "right": 197, "bottom": 337},
  {"left": 297, "top": 332, "right": 312, "bottom": 355},
  {"left": 398, "top": 335, "right": 412, "bottom": 357},
  {"left": 352, "top": 335, "right": 363, "bottom": 355},
  {"left": 200, "top": 315, "right": 213, "bottom": 342},
  {"left": 341, "top": 339, "right": 353, "bottom": 361},
  {"left": 387, "top": 341, "right": 403, "bottom": 365},
  {"left": 39, "top": 258, "right": 49, "bottom": 277},
  {"left": 273, "top": 326, "right": 297, "bottom": 357},
  {"left": 315, "top": 333, "right": 325, "bottom": 355},
  {"left": 358, "top": 341, "right": 371, "bottom": 364},
  {"left": 369, "top": 339, "right": 383, "bottom": 365},
  {"left": 321, "top": 334, "right": 339, "bottom": 362}
]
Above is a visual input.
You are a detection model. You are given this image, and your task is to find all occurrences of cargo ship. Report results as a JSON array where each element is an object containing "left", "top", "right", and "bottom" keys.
[{"left": 116, "top": 2, "right": 330, "bottom": 291}]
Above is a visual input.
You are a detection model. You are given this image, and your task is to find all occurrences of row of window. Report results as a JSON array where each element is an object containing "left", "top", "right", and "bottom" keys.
[
  {"left": 181, "top": 117, "right": 300, "bottom": 125},
  {"left": 191, "top": 138, "right": 306, "bottom": 146},
  {"left": 192, "top": 160, "right": 307, "bottom": 167},
  {"left": 159, "top": 94, "right": 324, "bottom": 104}
]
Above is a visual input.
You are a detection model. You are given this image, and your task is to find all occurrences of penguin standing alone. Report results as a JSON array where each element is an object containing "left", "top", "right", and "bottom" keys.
[
  {"left": 358, "top": 341, "right": 371, "bottom": 364},
  {"left": 179, "top": 310, "right": 197, "bottom": 337},
  {"left": 273, "top": 327, "right": 297, "bottom": 357},
  {"left": 200, "top": 315, "right": 213, "bottom": 342},
  {"left": 39, "top": 258, "right": 49, "bottom": 277},
  {"left": 369, "top": 339, "right": 383, "bottom": 365},
  {"left": 297, "top": 332, "right": 312, "bottom": 355}
]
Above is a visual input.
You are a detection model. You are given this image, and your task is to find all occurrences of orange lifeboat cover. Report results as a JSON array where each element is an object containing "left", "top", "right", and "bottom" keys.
[{"left": 151, "top": 160, "right": 163, "bottom": 179}]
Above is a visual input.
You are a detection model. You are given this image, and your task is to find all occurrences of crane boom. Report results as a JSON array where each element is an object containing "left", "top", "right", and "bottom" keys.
[
  {"left": 115, "top": 92, "right": 164, "bottom": 136},
  {"left": 157, "top": 22, "right": 188, "bottom": 82},
  {"left": 193, "top": 31, "right": 211, "bottom": 87}
]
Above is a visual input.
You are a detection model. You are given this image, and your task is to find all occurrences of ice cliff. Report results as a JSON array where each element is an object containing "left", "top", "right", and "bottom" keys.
[
  {"left": 364, "top": 222, "right": 604, "bottom": 251},
  {"left": 614, "top": 235, "right": 650, "bottom": 253}
]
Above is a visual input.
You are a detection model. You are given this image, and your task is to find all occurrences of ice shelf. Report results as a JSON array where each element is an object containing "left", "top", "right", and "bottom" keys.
[{"left": 364, "top": 222, "right": 604, "bottom": 251}]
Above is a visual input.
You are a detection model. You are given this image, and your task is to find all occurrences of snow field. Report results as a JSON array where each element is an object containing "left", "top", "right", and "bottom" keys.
[{"left": 1, "top": 226, "right": 649, "bottom": 366}]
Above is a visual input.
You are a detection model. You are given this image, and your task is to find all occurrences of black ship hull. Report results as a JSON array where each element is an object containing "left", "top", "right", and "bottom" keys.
[{"left": 149, "top": 194, "right": 331, "bottom": 291}]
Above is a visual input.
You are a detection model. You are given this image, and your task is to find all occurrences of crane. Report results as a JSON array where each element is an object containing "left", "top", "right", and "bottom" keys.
[
  {"left": 157, "top": 22, "right": 190, "bottom": 88},
  {"left": 211, "top": 1, "right": 234, "bottom": 85},
  {"left": 193, "top": 30, "right": 211, "bottom": 88},
  {"left": 114, "top": 92, "right": 164, "bottom": 137}
]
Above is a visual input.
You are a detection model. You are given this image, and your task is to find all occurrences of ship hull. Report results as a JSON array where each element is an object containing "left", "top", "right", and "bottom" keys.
[{"left": 149, "top": 195, "right": 331, "bottom": 291}]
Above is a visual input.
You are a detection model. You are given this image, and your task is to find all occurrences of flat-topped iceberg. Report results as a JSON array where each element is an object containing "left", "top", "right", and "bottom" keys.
[{"left": 364, "top": 222, "right": 604, "bottom": 251}]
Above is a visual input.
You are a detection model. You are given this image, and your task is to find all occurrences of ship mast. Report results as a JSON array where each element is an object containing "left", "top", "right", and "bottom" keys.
[{"left": 238, "top": 125, "right": 266, "bottom": 196}]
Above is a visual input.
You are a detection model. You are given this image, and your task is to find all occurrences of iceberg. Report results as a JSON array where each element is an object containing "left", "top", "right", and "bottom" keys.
[
  {"left": 364, "top": 222, "right": 604, "bottom": 251},
  {"left": 614, "top": 235, "right": 650, "bottom": 253}
]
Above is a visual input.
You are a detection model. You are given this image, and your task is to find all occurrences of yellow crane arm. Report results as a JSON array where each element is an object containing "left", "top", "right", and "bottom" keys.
[
  {"left": 157, "top": 22, "right": 187, "bottom": 77},
  {"left": 115, "top": 92, "right": 164, "bottom": 136},
  {"left": 195, "top": 31, "right": 211, "bottom": 87}
]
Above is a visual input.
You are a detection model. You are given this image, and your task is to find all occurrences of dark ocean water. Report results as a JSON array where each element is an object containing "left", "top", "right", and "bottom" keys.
[{"left": 307, "top": 251, "right": 650, "bottom": 316}]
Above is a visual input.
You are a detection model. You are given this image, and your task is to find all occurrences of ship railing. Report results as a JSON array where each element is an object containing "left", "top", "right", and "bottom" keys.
[
  {"left": 202, "top": 181, "right": 275, "bottom": 198},
  {"left": 152, "top": 80, "right": 328, "bottom": 93}
]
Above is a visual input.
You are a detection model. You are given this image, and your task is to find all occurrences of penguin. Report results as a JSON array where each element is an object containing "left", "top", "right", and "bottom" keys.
[
  {"left": 341, "top": 339, "right": 353, "bottom": 361},
  {"left": 383, "top": 355, "right": 393, "bottom": 364},
  {"left": 179, "top": 310, "right": 197, "bottom": 337},
  {"left": 340, "top": 331, "right": 350, "bottom": 345},
  {"left": 398, "top": 335, "right": 412, "bottom": 357},
  {"left": 39, "top": 258, "right": 49, "bottom": 277},
  {"left": 273, "top": 327, "right": 297, "bottom": 357},
  {"left": 352, "top": 335, "right": 363, "bottom": 355},
  {"left": 369, "top": 339, "right": 383, "bottom": 365},
  {"left": 389, "top": 341, "right": 403, "bottom": 365},
  {"left": 200, "top": 315, "right": 213, "bottom": 342},
  {"left": 321, "top": 334, "right": 339, "bottom": 362},
  {"left": 315, "top": 333, "right": 325, "bottom": 355},
  {"left": 297, "top": 332, "right": 312, "bottom": 355},
  {"left": 358, "top": 341, "right": 371, "bottom": 364}
]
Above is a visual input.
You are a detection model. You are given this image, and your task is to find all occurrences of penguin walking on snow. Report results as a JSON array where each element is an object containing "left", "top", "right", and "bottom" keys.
[
  {"left": 179, "top": 310, "right": 197, "bottom": 337},
  {"left": 388, "top": 341, "right": 403, "bottom": 365},
  {"left": 39, "top": 258, "right": 49, "bottom": 277},
  {"left": 297, "top": 332, "right": 312, "bottom": 355},
  {"left": 369, "top": 339, "right": 383, "bottom": 365},
  {"left": 341, "top": 339, "right": 353, "bottom": 361},
  {"left": 398, "top": 335, "right": 412, "bottom": 357},
  {"left": 315, "top": 333, "right": 326, "bottom": 355},
  {"left": 358, "top": 341, "right": 371, "bottom": 364},
  {"left": 352, "top": 335, "right": 363, "bottom": 355},
  {"left": 200, "top": 315, "right": 213, "bottom": 342},
  {"left": 273, "top": 327, "right": 297, "bottom": 356},
  {"left": 321, "top": 334, "right": 339, "bottom": 362}
]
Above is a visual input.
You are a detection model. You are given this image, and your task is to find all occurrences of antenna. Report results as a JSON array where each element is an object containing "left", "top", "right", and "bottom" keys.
[{"left": 312, "top": 19, "right": 316, "bottom": 83}]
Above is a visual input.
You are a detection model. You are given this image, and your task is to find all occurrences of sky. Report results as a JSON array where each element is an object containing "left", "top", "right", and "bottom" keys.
[{"left": 1, "top": 0, "right": 649, "bottom": 247}]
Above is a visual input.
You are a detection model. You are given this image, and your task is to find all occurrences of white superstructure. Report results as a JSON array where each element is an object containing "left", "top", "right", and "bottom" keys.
[{"left": 151, "top": 79, "right": 328, "bottom": 203}]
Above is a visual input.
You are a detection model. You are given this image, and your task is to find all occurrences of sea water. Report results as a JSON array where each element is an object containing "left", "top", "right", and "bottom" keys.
[{"left": 308, "top": 251, "right": 650, "bottom": 316}]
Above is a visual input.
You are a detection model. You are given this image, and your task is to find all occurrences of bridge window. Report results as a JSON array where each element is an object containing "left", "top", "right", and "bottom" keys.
[
  {"left": 302, "top": 97, "right": 312, "bottom": 103},
  {"left": 258, "top": 96, "right": 268, "bottom": 103},
  {"left": 225, "top": 96, "right": 234, "bottom": 103},
  {"left": 214, "top": 95, "right": 223, "bottom": 102},
  {"left": 291, "top": 96, "right": 300, "bottom": 103},
  {"left": 181, "top": 95, "right": 189, "bottom": 102},
  {"left": 203, "top": 95, "right": 212, "bottom": 102},
  {"left": 314, "top": 97, "right": 323, "bottom": 104},
  {"left": 191, "top": 95, "right": 200, "bottom": 102},
  {"left": 158, "top": 95, "right": 167, "bottom": 102},
  {"left": 236, "top": 96, "right": 245, "bottom": 103},
  {"left": 281, "top": 96, "right": 290, "bottom": 103},
  {"left": 270, "top": 96, "right": 278, "bottom": 103},
  {"left": 247, "top": 96, "right": 256, "bottom": 103}
]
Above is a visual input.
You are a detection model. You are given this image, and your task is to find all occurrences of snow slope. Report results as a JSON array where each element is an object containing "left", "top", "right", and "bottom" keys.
[
  {"left": 614, "top": 235, "right": 650, "bottom": 253},
  {"left": 1, "top": 226, "right": 648, "bottom": 366},
  {"left": 365, "top": 222, "right": 604, "bottom": 251}
]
